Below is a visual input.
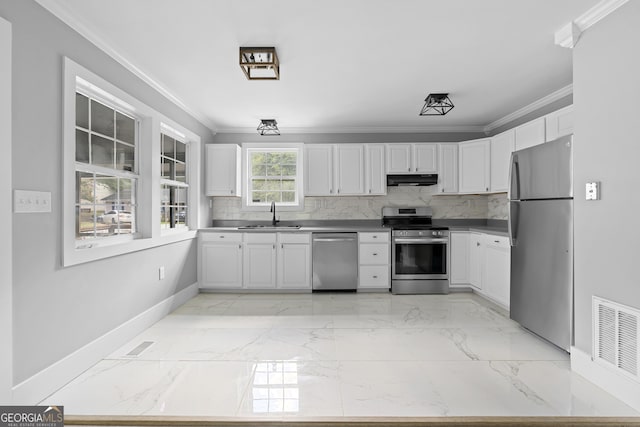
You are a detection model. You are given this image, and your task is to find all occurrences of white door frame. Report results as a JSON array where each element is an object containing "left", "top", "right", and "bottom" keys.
[{"left": 0, "top": 15, "right": 13, "bottom": 404}]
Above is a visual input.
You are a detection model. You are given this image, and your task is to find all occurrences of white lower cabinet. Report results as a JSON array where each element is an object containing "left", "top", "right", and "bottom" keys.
[
  {"left": 450, "top": 232, "right": 470, "bottom": 286},
  {"left": 450, "top": 231, "right": 511, "bottom": 309},
  {"left": 243, "top": 233, "right": 277, "bottom": 289},
  {"left": 358, "top": 232, "right": 390, "bottom": 290},
  {"left": 277, "top": 233, "right": 312, "bottom": 289},
  {"left": 483, "top": 235, "right": 510, "bottom": 308},
  {"left": 199, "top": 232, "right": 312, "bottom": 291},
  {"left": 468, "top": 233, "right": 484, "bottom": 289},
  {"left": 199, "top": 232, "right": 244, "bottom": 289}
]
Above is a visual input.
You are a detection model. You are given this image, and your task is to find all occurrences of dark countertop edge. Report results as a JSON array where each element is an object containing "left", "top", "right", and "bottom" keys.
[{"left": 203, "top": 218, "right": 507, "bottom": 235}]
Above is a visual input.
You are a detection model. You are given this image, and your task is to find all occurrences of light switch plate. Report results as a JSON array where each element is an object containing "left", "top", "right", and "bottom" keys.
[
  {"left": 14, "top": 190, "right": 52, "bottom": 213},
  {"left": 586, "top": 181, "right": 600, "bottom": 201}
]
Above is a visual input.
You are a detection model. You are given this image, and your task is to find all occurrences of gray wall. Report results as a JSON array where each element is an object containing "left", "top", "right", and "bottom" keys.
[
  {"left": 573, "top": 1, "right": 640, "bottom": 352},
  {"left": 1, "top": 1, "right": 213, "bottom": 384}
]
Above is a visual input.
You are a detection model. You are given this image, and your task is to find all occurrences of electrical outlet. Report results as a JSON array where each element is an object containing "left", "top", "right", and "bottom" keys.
[
  {"left": 586, "top": 181, "right": 600, "bottom": 200},
  {"left": 14, "top": 190, "right": 52, "bottom": 213},
  {"left": 159, "top": 266, "right": 165, "bottom": 280}
]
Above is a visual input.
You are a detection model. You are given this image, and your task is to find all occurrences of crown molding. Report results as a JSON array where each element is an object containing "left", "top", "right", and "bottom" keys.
[
  {"left": 35, "top": 0, "right": 218, "bottom": 134},
  {"left": 216, "top": 125, "right": 487, "bottom": 134},
  {"left": 484, "top": 84, "right": 573, "bottom": 133},
  {"left": 555, "top": 0, "right": 629, "bottom": 48}
]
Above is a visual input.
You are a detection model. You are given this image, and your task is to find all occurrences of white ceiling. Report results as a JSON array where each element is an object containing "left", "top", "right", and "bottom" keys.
[{"left": 38, "top": 0, "right": 599, "bottom": 134}]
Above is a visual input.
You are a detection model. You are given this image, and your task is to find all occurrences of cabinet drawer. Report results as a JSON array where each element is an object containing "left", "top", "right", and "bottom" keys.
[
  {"left": 359, "top": 232, "right": 390, "bottom": 243},
  {"left": 485, "top": 235, "right": 509, "bottom": 248},
  {"left": 359, "top": 266, "right": 390, "bottom": 288},
  {"left": 200, "top": 232, "right": 242, "bottom": 243},
  {"left": 244, "top": 232, "right": 277, "bottom": 243},
  {"left": 278, "top": 232, "right": 311, "bottom": 244},
  {"left": 359, "top": 243, "right": 389, "bottom": 264}
]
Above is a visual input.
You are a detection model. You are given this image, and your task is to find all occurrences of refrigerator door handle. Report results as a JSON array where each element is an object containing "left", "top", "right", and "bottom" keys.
[
  {"left": 508, "top": 153, "right": 520, "bottom": 201},
  {"left": 509, "top": 201, "right": 520, "bottom": 247}
]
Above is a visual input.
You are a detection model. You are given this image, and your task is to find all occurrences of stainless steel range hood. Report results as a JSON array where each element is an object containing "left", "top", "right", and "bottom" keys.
[{"left": 386, "top": 174, "right": 438, "bottom": 186}]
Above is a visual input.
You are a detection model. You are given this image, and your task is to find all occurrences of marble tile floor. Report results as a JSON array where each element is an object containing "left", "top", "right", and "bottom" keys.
[{"left": 41, "top": 292, "right": 639, "bottom": 419}]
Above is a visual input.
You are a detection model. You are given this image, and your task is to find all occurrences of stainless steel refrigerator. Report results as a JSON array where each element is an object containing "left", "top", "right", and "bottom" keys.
[{"left": 509, "top": 135, "right": 573, "bottom": 352}]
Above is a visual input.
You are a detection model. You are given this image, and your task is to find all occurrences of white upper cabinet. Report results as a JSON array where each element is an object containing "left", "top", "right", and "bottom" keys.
[
  {"left": 336, "top": 144, "right": 365, "bottom": 195},
  {"left": 385, "top": 143, "right": 438, "bottom": 174},
  {"left": 545, "top": 105, "right": 574, "bottom": 141},
  {"left": 459, "top": 138, "right": 491, "bottom": 193},
  {"left": 437, "top": 143, "right": 458, "bottom": 194},
  {"left": 305, "top": 144, "right": 335, "bottom": 196},
  {"left": 365, "top": 144, "right": 386, "bottom": 195},
  {"left": 205, "top": 144, "right": 241, "bottom": 196},
  {"left": 413, "top": 144, "right": 438, "bottom": 173},
  {"left": 386, "top": 143, "right": 412, "bottom": 173},
  {"left": 514, "top": 117, "right": 546, "bottom": 151},
  {"left": 490, "top": 130, "right": 515, "bottom": 192}
]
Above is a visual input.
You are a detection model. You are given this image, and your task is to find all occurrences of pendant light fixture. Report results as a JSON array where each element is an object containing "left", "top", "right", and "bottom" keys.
[
  {"left": 419, "top": 93, "right": 454, "bottom": 116},
  {"left": 239, "top": 47, "right": 280, "bottom": 80},
  {"left": 257, "top": 119, "right": 280, "bottom": 136}
]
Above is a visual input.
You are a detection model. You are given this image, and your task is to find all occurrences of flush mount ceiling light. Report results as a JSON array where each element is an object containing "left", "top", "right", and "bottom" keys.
[
  {"left": 257, "top": 119, "right": 280, "bottom": 136},
  {"left": 419, "top": 93, "right": 454, "bottom": 116},
  {"left": 239, "top": 47, "right": 280, "bottom": 80}
]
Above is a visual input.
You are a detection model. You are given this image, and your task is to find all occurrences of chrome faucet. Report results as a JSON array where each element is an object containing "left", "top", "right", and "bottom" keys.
[{"left": 270, "top": 201, "right": 278, "bottom": 226}]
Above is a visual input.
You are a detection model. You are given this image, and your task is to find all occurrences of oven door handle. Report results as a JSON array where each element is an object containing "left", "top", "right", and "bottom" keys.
[{"left": 393, "top": 238, "right": 449, "bottom": 244}]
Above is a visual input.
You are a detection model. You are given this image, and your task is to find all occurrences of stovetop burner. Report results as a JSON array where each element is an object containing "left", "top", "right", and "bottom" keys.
[{"left": 381, "top": 206, "right": 447, "bottom": 230}]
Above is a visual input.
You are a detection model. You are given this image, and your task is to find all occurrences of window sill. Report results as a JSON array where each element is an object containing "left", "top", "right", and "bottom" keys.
[{"left": 63, "top": 230, "right": 197, "bottom": 267}]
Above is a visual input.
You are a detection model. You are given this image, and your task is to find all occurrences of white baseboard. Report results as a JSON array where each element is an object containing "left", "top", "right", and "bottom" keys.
[
  {"left": 571, "top": 346, "right": 640, "bottom": 411},
  {"left": 12, "top": 283, "right": 198, "bottom": 404}
]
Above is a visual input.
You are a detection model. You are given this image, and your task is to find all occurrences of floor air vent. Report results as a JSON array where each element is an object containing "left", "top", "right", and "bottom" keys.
[
  {"left": 125, "top": 341, "right": 154, "bottom": 357},
  {"left": 593, "top": 297, "right": 639, "bottom": 380}
]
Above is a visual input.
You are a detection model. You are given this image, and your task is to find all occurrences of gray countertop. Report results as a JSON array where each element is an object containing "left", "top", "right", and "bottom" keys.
[{"left": 201, "top": 218, "right": 508, "bottom": 236}]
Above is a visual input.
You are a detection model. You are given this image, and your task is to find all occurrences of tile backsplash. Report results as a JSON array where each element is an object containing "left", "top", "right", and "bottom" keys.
[{"left": 212, "top": 187, "right": 509, "bottom": 221}]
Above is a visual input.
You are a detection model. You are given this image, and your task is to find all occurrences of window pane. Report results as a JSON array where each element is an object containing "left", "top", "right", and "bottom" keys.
[
  {"left": 175, "top": 162, "right": 186, "bottom": 183},
  {"left": 252, "top": 179, "right": 266, "bottom": 190},
  {"left": 116, "top": 142, "right": 135, "bottom": 172},
  {"left": 161, "top": 157, "right": 173, "bottom": 179},
  {"left": 90, "top": 100, "right": 114, "bottom": 137},
  {"left": 162, "top": 134, "right": 175, "bottom": 159},
  {"left": 116, "top": 112, "right": 135, "bottom": 144},
  {"left": 281, "top": 165, "right": 296, "bottom": 176},
  {"left": 282, "top": 192, "right": 296, "bottom": 202},
  {"left": 91, "top": 134, "right": 114, "bottom": 168},
  {"left": 175, "top": 141, "right": 186, "bottom": 162},
  {"left": 76, "top": 171, "right": 94, "bottom": 205},
  {"left": 76, "top": 93, "right": 89, "bottom": 129},
  {"left": 265, "top": 179, "right": 282, "bottom": 191},
  {"left": 175, "top": 187, "right": 187, "bottom": 204},
  {"left": 252, "top": 163, "right": 267, "bottom": 176},
  {"left": 267, "top": 164, "right": 282, "bottom": 176},
  {"left": 76, "top": 129, "right": 90, "bottom": 163},
  {"left": 282, "top": 179, "right": 295, "bottom": 191}
]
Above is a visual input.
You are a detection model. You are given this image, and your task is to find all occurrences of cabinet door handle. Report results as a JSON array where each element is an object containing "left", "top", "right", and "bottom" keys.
[
  {"left": 273, "top": 244, "right": 276, "bottom": 249},
  {"left": 219, "top": 235, "right": 225, "bottom": 239},
  {"left": 238, "top": 244, "right": 242, "bottom": 249},
  {"left": 408, "top": 167, "right": 411, "bottom": 172},
  {"left": 486, "top": 187, "right": 489, "bottom": 191},
  {"left": 373, "top": 253, "right": 378, "bottom": 256},
  {"left": 494, "top": 240, "right": 500, "bottom": 243},
  {"left": 373, "top": 275, "right": 378, "bottom": 279},
  {"left": 373, "top": 235, "right": 378, "bottom": 239},
  {"left": 369, "top": 189, "right": 372, "bottom": 194},
  {"left": 281, "top": 244, "right": 284, "bottom": 249},
  {"left": 477, "top": 242, "right": 481, "bottom": 246},
  {"left": 337, "top": 189, "right": 340, "bottom": 194},
  {"left": 230, "top": 190, "right": 234, "bottom": 194}
]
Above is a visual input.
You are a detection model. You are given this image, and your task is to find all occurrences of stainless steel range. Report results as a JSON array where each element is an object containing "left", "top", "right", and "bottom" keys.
[{"left": 382, "top": 207, "right": 449, "bottom": 295}]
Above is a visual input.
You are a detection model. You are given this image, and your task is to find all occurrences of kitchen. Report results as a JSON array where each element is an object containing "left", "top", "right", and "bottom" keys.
[{"left": 2, "top": 0, "right": 640, "bottom": 425}]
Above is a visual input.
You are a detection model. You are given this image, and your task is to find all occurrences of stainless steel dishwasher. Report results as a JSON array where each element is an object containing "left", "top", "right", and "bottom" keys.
[{"left": 312, "top": 233, "right": 358, "bottom": 291}]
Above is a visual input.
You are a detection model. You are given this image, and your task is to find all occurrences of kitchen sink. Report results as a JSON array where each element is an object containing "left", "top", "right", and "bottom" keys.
[{"left": 236, "top": 224, "right": 302, "bottom": 230}]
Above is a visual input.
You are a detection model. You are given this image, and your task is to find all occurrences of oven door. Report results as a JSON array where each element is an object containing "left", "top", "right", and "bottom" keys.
[{"left": 392, "top": 237, "right": 448, "bottom": 280}]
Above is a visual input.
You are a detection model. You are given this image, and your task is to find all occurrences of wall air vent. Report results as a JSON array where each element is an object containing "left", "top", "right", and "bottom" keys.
[{"left": 593, "top": 296, "right": 639, "bottom": 381}]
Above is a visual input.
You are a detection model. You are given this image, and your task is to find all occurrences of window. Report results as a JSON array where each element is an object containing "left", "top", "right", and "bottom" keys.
[
  {"left": 160, "top": 130, "right": 188, "bottom": 230},
  {"left": 74, "top": 90, "right": 138, "bottom": 241},
  {"left": 244, "top": 144, "right": 303, "bottom": 210},
  {"left": 63, "top": 58, "right": 201, "bottom": 266}
]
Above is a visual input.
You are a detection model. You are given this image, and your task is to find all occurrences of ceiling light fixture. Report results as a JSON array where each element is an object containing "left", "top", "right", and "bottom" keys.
[
  {"left": 419, "top": 93, "right": 454, "bottom": 116},
  {"left": 239, "top": 47, "right": 280, "bottom": 80},
  {"left": 257, "top": 119, "right": 280, "bottom": 136}
]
